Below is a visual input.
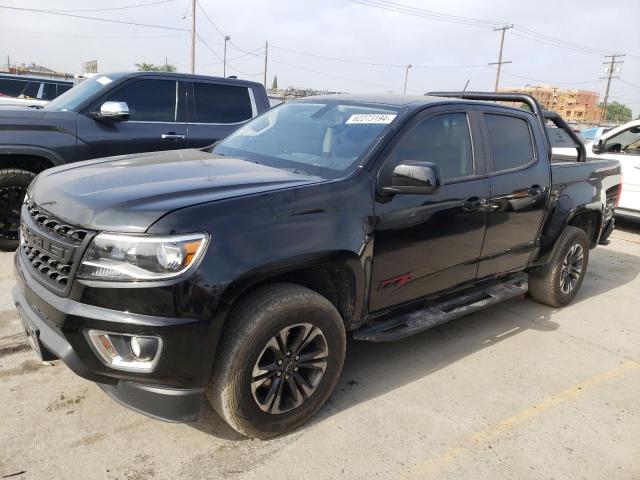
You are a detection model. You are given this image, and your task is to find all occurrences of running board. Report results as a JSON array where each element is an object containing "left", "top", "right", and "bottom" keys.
[{"left": 353, "top": 273, "right": 528, "bottom": 342}]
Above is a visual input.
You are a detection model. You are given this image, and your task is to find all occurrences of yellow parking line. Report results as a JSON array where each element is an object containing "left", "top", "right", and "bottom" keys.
[{"left": 403, "top": 359, "right": 640, "bottom": 479}]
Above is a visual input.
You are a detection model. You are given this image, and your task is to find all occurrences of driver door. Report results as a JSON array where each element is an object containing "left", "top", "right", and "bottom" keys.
[
  {"left": 77, "top": 78, "right": 187, "bottom": 161},
  {"left": 369, "top": 107, "right": 489, "bottom": 312}
]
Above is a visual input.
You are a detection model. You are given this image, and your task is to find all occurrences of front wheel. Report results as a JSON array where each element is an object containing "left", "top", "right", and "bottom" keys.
[
  {"left": 206, "top": 283, "right": 346, "bottom": 439},
  {"left": 0, "top": 169, "right": 36, "bottom": 251},
  {"left": 528, "top": 226, "right": 590, "bottom": 307}
]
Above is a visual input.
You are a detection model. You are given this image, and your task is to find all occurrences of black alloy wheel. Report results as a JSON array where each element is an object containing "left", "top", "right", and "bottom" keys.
[{"left": 251, "top": 323, "right": 329, "bottom": 414}]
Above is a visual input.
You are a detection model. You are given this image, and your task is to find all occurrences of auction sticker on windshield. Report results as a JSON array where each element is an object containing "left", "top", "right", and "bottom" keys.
[
  {"left": 346, "top": 114, "right": 397, "bottom": 124},
  {"left": 96, "top": 76, "right": 112, "bottom": 86}
]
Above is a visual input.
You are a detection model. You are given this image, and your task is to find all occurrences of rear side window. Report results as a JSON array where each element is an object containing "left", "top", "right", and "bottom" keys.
[
  {"left": 42, "top": 82, "right": 58, "bottom": 100},
  {"left": 0, "top": 78, "right": 27, "bottom": 97},
  {"left": 485, "top": 114, "right": 534, "bottom": 172},
  {"left": 106, "top": 79, "right": 177, "bottom": 122},
  {"left": 56, "top": 84, "right": 73, "bottom": 97},
  {"left": 389, "top": 112, "right": 474, "bottom": 181},
  {"left": 191, "top": 82, "right": 253, "bottom": 123},
  {"left": 22, "top": 81, "right": 40, "bottom": 99}
]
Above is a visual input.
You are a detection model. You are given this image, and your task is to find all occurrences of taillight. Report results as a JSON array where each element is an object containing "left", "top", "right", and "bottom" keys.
[{"left": 614, "top": 178, "right": 623, "bottom": 208}]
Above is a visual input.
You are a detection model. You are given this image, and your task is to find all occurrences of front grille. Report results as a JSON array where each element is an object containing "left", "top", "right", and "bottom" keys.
[
  {"left": 25, "top": 201, "right": 88, "bottom": 242},
  {"left": 20, "top": 201, "right": 94, "bottom": 295}
]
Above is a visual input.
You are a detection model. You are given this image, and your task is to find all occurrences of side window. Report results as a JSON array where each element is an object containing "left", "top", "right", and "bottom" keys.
[
  {"left": 191, "top": 83, "right": 253, "bottom": 123},
  {"left": 485, "top": 114, "right": 534, "bottom": 172},
  {"left": 106, "top": 79, "right": 177, "bottom": 122},
  {"left": 56, "top": 84, "right": 73, "bottom": 96},
  {"left": 0, "top": 79, "right": 28, "bottom": 97},
  {"left": 389, "top": 112, "right": 474, "bottom": 181},
  {"left": 603, "top": 127, "right": 640, "bottom": 154},
  {"left": 22, "top": 81, "right": 40, "bottom": 99},
  {"left": 42, "top": 83, "right": 58, "bottom": 101}
]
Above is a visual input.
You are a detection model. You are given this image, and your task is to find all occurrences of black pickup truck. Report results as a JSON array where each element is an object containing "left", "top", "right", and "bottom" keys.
[
  {"left": 12, "top": 92, "right": 620, "bottom": 439},
  {"left": 0, "top": 71, "right": 270, "bottom": 249}
]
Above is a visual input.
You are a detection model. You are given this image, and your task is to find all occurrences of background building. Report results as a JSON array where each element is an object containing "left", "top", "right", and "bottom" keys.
[{"left": 499, "top": 84, "right": 603, "bottom": 124}]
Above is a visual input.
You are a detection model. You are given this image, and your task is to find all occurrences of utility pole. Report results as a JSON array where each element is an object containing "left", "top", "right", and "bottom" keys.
[
  {"left": 190, "top": 0, "right": 196, "bottom": 74},
  {"left": 263, "top": 41, "right": 268, "bottom": 88},
  {"left": 403, "top": 64, "right": 412, "bottom": 95},
  {"left": 600, "top": 54, "right": 624, "bottom": 123},
  {"left": 223, "top": 35, "right": 230, "bottom": 77},
  {"left": 489, "top": 25, "right": 513, "bottom": 92}
]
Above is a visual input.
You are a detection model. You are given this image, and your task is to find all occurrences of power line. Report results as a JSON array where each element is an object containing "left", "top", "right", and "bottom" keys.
[
  {"left": 197, "top": 35, "right": 256, "bottom": 76},
  {"left": 268, "top": 56, "right": 400, "bottom": 91},
  {"left": 500, "top": 69, "right": 603, "bottom": 86},
  {"left": 0, "top": 26, "right": 186, "bottom": 39},
  {"left": 270, "top": 44, "right": 487, "bottom": 69},
  {"left": 46, "top": 0, "right": 176, "bottom": 13},
  {"left": 271, "top": 44, "right": 406, "bottom": 68},
  {"left": 348, "top": 0, "right": 640, "bottom": 58},
  {"left": 0, "top": 5, "right": 189, "bottom": 31}
]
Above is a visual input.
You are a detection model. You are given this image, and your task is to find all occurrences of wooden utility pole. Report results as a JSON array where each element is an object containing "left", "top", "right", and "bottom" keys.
[
  {"left": 263, "top": 41, "right": 268, "bottom": 88},
  {"left": 489, "top": 25, "right": 513, "bottom": 92},
  {"left": 190, "top": 0, "right": 196, "bottom": 74},
  {"left": 600, "top": 54, "right": 624, "bottom": 123}
]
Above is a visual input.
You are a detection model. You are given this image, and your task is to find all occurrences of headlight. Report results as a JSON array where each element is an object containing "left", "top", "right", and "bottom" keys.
[{"left": 78, "top": 232, "right": 208, "bottom": 281}]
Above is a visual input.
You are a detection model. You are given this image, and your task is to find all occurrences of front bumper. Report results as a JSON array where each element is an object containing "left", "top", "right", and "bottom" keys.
[{"left": 12, "top": 253, "right": 210, "bottom": 423}]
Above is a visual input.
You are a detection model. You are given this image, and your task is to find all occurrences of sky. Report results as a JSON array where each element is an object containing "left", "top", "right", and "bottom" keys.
[{"left": 1, "top": 0, "right": 639, "bottom": 116}]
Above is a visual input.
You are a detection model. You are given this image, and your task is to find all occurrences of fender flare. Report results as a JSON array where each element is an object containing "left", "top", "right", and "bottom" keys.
[
  {"left": 218, "top": 250, "right": 366, "bottom": 327},
  {"left": 532, "top": 204, "right": 603, "bottom": 271},
  {"left": 0, "top": 145, "right": 65, "bottom": 167}
]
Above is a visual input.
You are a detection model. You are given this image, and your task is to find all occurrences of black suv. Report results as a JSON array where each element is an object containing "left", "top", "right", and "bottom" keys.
[
  {"left": 13, "top": 93, "right": 620, "bottom": 439},
  {"left": 0, "top": 72, "right": 270, "bottom": 249}
]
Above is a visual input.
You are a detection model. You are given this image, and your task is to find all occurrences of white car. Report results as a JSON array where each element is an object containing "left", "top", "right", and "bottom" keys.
[
  {"left": 0, "top": 95, "right": 47, "bottom": 108},
  {"left": 552, "top": 119, "right": 640, "bottom": 219}
]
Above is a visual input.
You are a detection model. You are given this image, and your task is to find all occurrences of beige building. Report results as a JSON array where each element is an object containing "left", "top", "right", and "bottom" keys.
[{"left": 499, "top": 84, "right": 603, "bottom": 123}]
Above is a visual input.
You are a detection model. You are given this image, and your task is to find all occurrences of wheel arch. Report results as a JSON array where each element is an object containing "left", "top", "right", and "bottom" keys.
[
  {"left": 219, "top": 250, "right": 366, "bottom": 330},
  {"left": 0, "top": 146, "right": 64, "bottom": 174}
]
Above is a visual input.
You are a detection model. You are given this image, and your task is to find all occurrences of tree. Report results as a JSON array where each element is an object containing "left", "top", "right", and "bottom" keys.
[
  {"left": 135, "top": 62, "right": 177, "bottom": 72},
  {"left": 271, "top": 74, "right": 278, "bottom": 90},
  {"left": 598, "top": 101, "right": 632, "bottom": 123}
]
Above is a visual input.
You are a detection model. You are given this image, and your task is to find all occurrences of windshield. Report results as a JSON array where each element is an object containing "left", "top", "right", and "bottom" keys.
[
  {"left": 44, "top": 74, "right": 124, "bottom": 112},
  {"left": 212, "top": 101, "right": 401, "bottom": 178}
]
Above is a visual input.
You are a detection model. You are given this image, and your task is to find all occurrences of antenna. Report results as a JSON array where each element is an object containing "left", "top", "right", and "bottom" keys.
[{"left": 461, "top": 79, "right": 470, "bottom": 97}]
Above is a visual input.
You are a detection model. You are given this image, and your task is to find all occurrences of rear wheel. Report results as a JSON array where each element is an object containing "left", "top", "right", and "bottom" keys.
[
  {"left": 528, "top": 226, "right": 590, "bottom": 307},
  {"left": 206, "top": 283, "right": 346, "bottom": 439},
  {"left": 0, "top": 169, "right": 35, "bottom": 251}
]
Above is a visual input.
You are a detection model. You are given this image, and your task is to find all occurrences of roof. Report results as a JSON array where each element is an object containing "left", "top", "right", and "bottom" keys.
[
  {"left": 106, "top": 71, "right": 265, "bottom": 87},
  {"left": 295, "top": 93, "right": 528, "bottom": 113}
]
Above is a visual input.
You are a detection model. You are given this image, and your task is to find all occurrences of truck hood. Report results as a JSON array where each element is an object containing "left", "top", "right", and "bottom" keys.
[{"left": 30, "top": 149, "right": 323, "bottom": 232}]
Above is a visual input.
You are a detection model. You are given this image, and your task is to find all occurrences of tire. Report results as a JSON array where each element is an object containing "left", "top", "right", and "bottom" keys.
[
  {"left": 206, "top": 283, "right": 346, "bottom": 439},
  {"left": 528, "top": 226, "right": 590, "bottom": 307},
  {"left": 0, "top": 169, "right": 36, "bottom": 251}
]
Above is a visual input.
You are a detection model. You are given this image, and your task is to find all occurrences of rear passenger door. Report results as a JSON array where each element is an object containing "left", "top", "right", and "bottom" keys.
[
  {"left": 186, "top": 81, "right": 257, "bottom": 148},
  {"left": 476, "top": 108, "right": 551, "bottom": 278},
  {"left": 77, "top": 77, "right": 187, "bottom": 160}
]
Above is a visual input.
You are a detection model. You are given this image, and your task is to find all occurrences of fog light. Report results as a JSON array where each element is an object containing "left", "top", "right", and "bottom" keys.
[
  {"left": 130, "top": 336, "right": 159, "bottom": 361},
  {"left": 86, "top": 330, "right": 162, "bottom": 372}
]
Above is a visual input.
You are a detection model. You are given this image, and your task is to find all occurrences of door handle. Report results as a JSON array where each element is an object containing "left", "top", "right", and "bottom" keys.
[
  {"left": 161, "top": 133, "right": 185, "bottom": 140},
  {"left": 461, "top": 197, "right": 487, "bottom": 211},
  {"left": 527, "top": 185, "right": 544, "bottom": 196}
]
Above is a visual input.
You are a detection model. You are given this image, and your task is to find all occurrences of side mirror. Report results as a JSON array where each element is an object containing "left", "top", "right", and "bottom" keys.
[
  {"left": 92, "top": 101, "right": 130, "bottom": 122},
  {"left": 592, "top": 138, "right": 604, "bottom": 154},
  {"left": 382, "top": 160, "right": 442, "bottom": 195}
]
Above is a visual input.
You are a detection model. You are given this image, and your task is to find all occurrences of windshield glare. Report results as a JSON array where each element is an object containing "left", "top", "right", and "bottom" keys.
[
  {"left": 212, "top": 101, "right": 400, "bottom": 177},
  {"left": 44, "top": 74, "right": 122, "bottom": 112}
]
